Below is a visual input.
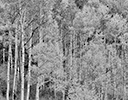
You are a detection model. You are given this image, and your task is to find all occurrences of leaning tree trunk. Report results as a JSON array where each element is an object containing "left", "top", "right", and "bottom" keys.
[
  {"left": 6, "top": 30, "right": 11, "bottom": 100},
  {"left": 26, "top": 24, "right": 32, "bottom": 100},
  {"left": 12, "top": 25, "right": 18, "bottom": 100}
]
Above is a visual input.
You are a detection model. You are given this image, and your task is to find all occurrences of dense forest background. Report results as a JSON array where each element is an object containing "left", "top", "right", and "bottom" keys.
[{"left": 1, "top": 0, "right": 128, "bottom": 100}]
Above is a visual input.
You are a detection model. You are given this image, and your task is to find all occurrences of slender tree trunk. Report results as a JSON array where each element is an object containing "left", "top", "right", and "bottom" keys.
[
  {"left": 39, "top": 3, "right": 42, "bottom": 43},
  {"left": 124, "top": 46, "right": 128, "bottom": 100},
  {"left": 21, "top": 8, "right": 26, "bottom": 100},
  {"left": 79, "top": 32, "right": 82, "bottom": 83},
  {"left": 69, "top": 32, "right": 73, "bottom": 81},
  {"left": 3, "top": 34, "right": 5, "bottom": 64},
  {"left": 26, "top": 24, "right": 32, "bottom": 100},
  {"left": 76, "top": 31, "right": 80, "bottom": 82},
  {"left": 18, "top": 0, "right": 24, "bottom": 100},
  {"left": 122, "top": 45, "right": 126, "bottom": 100},
  {"left": 17, "top": 40, "right": 21, "bottom": 83},
  {"left": 63, "top": 25, "right": 70, "bottom": 100},
  {"left": 54, "top": 88, "right": 56, "bottom": 100},
  {"left": 111, "top": 52, "right": 114, "bottom": 100},
  {"left": 35, "top": 3, "right": 42, "bottom": 100},
  {"left": 104, "top": 75, "right": 108, "bottom": 100},
  {"left": 63, "top": 90, "right": 65, "bottom": 100},
  {"left": 73, "top": 32, "right": 78, "bottom": 79},
  {"left": 6, "top": 30, "right": 11, "bottom": 100},
  {"left": 10, "top": 45, "right": 13, "bottom": 70},
  {"left": 36, "top": 78, "right": 39, "bottom": 100},
  {"left": 21, "top": 26, "right": 25, "bottom": 100},
  {"left": 104, "top": 36, "right": 108, "bottom": 100},
  {"left": 12, "top": 26, "right": 18, "bottom": 100}
]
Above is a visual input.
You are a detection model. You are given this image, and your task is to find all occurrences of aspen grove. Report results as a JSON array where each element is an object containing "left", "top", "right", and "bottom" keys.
[{"left": 1, "top": 0, "right": 128, "bottom": 100}]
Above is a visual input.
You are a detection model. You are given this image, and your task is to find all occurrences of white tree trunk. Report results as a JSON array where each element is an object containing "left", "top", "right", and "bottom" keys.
[
  {"left": 36, "top": 79, "right": 39, "bottom": 100},
  {"left": 12, "top": 27, "right": 18, "bottom": 100},
  {"left": 26, "top": 24, "right": 32, "bottom": 100},
  {"left": 70, "top": 33, "right": 72, "bottom": 80},
  {"left": 10, "top": 45, "right": 13, "bottom": 71},
  {"left": 21, "top": 9, "right": 26, "bottom": 100},
  {"left": 21, "top": 24, "right": 25, "bottom": 100},
  {"left": 6, "top": 31, "right": 11, "bottom": 100}
]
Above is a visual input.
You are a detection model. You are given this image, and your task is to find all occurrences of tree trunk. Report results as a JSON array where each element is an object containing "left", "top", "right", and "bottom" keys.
[
  {"left": 122, "top": 45, "right": 126, "bottom": 100},
  {"left": 12, "top": 26, "right": 18, "bottom": 100},
  {"left": 62, "top": 24, "right": 70, "bottom": 100},
  {"left": 104, "top": 35, "right": 108, "bottom": 100},
  {"left": 39, "top": 3, "right": 42, "bottom": 43},
  {"left": 6, "top": 30, "right": 11, "bottom": 100},
  {"left": 76, "top": 31, "right": 81, "bottom": 82},
  {"left": 124, "top": 46, "right": 128, "bottom": 100},
  {"left": 10, "top": 45, "right": 13, "bottom": 71},
  {"left": 54, "top": 89, "right": 56, "bottom": 100},
  {"left": 3, "top": 34, "right": 5, "bottom": 64},
  {"left": 21, "top": 26, "right": 25, "bottom": 100},
  {"left": 21, "top": 8, "right": 26, "bottom": 100},
  {"left": 63, "top": 90, "right": 65, "bottom": 100},
  {"left": 69, "top": 32, "right": 73, "bottom": 80},
  {"left": 36, "top": 79, "right": 39, "bottom": 100},
  {"left": 35, "top": 3, "right": 42, "bottom": 100},
  {"left": 26, "top": 24, "right": 32, "bottom": 100}
]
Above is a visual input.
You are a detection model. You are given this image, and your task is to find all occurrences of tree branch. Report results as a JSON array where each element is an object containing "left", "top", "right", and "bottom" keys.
[
  {"left": 24, "top": 26, "right": 39, "bottom": 46},
  {"left": 24, "top": 17, "right": 48, "bottom": 46}
]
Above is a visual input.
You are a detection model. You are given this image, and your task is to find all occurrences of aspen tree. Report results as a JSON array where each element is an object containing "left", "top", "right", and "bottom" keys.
[
  {"left": 36, "top": 77, "right": 39, "bottom": 100},
  {"left": 19, "top": 3, "right": 26, "bottom": 100},
  {"left": 21, "top": 25, "right": 25, "bottom": 100},
  {"left": 3, "top": 34, "right": 5, "bottom": 64},
  {"left": 18, "top": 1, "right": 24, "bottom": 100},
  {"left": 6, "top": 30, "right": 11, "bottom": 100},
  {"left": 122, "top": 45, "right": 125, "bottom": 100},
  {"left": 26, "top": 24, "right": 32, "bottom": 100},
  {"left": 63, "top": 90, "right": 65, "bottom": 100},
  {"left": 69, "top": 21, "right": 74, "bottom": 81},
  {"left": 104, "top": 40, "right": 108, "bottom": 100},
  {"left": 12, "top": 23, "right": 18, "bottom": 100},
  {"left": 21, "top": 24, "right": 25, "bottom": 100},
  {"left": 21, "top": 16, "right": 25, "bottom": 100},
  {"left": 10, "top": 42, "right": 13, "bottom": 71},
  {"left": 35, "top": 2, "right": 42, "bottom": 100},
  {"left": 39, "top": 3, "right": 42, "bottom": 43}
]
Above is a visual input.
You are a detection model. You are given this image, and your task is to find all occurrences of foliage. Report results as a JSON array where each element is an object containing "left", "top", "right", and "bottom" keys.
[{"left": 1, "top": 0, "right": 128, "bottom": 100}]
